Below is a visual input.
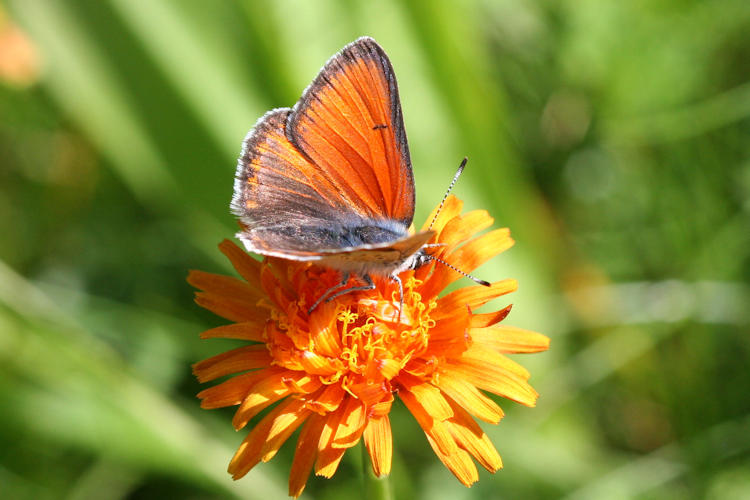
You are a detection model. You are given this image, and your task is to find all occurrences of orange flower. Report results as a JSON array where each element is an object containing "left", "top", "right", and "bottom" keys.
[{"left": 189, "top": 195, "right": 549, "bottom": 497}]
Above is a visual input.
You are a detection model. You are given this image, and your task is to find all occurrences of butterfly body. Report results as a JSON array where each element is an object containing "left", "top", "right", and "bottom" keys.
[
  {"left": 232, "top": 37, "right": 434, "bottom": 309},
  {"left": 236, "top": 215, "right": 432, "bottom": 277}
]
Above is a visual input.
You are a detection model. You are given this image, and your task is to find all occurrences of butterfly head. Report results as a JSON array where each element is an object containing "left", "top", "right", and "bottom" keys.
[{"left": 401, "top": 247, "right": 431, "bottom": 273}]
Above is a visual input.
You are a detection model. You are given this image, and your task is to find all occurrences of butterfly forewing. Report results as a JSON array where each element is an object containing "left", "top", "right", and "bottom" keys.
[{"left": 287, "top": 37, "right": 414, "bottom": 225}]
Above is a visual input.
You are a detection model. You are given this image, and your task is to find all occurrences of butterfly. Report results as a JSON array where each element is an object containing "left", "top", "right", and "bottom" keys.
[{"left": 231, "top": 36, "right": 487, "bottom": 315}]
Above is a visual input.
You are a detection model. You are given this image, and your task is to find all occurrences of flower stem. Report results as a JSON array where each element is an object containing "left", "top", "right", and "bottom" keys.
[{"left": 361, "top": 441, "right": 392, "bottom": 500}]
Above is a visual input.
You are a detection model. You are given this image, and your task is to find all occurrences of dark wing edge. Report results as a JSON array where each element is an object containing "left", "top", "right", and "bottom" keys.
[{"left": 230, "top": 107, "right": 290, "bottom": 221}]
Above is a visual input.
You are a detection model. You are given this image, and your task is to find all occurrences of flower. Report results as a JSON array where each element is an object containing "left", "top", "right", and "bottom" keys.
[
  {"left": 0, "top": 10, "right": 40, "bottom": 87},
  {"left": 188, "top": 195, "right": 549, "bottom": 497}
]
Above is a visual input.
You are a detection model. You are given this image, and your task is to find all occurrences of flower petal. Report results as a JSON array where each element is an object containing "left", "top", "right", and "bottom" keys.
[
  {"left": 315, "top": 446, "right": 346, "bottom": 479},
  {"left": 369, "top": 393, "right": 394, "bottom": 418},
  {"left": 315, "top": 403, "right": 352, "bottom": 478},
  {"left": 436, "top": 371, "right": 504, "bottom": 424},
  {"left": 228, "top": 398, "right": 308, "bottom": 480},
  {"left": 363, "top": 415, "right": 392, "bottom": 477},
  {"left": 436, "top": 209, "right": 494, "bottom": 252},
  {"left": 261, "top": 264, "right": 296, "bottom": 311},
  {"left": 425, "top": 433, "right": 479, "bottom": 487},
  {"left": 199, "top": 320, "right": 267, "bottom": 341},
  {"left": 399, "top": 387, "right": 457, "bottom": 456},
  {"left": 421, "top": 229, "right": 514, "bottom": 298},
  {"left": 192, "top": 344, "right": 271, "bottom": 383},
  {"left": 233, "top": 371, "right": 321, "bottom": 430},
  {"left": 472, "top": 325, "right": 551, "bottom": 353},
  {"left": 188, "top": 270, "right": 263, "bottom": 301},
  {"left": 331, "top": 397, "right": 367, "bottom": 449},
  {"left": 443, "top": 352, "right": 539, "bottom": 407},
  {"left": 303, "top": 383, "right": 346, "bottom": 415},
  {"left": 346, "top": 378, "right": 391, "bottom": 408},
  {"left": 194, "top": 292, "right": 266, "bottom": 322},
  {"left": 398, "top": 373, "right": 454, "bottom": 422},
  {"left": 197, "top": 367, "right": 283, "bottom": 409},
  {"left": 289, "top": 414, "right": 326, "bottom": 498},
  {"left": 463, "top": 344, "right": 532, "bottom": 380},
  {"left": 469, "top": 304, "right": 512, "bottom": 328},
  {"left": 260, "top": 402, "right": 312, "bottom": 462},
  {"left": 445, "top": 401, "right": 503, "bottom": 472},
  {"left": 452, "top": 228, "right": 514, "bottom": 274},
  {"left": 434, "top": 279, "right": 517, "bottom": 318},
  {"left": 295, "top": 349, "right": 344, "bottom": 376},
  {"left": 308, "top": 310, "right": 343, "bottom": 357},
  {"left": 420, "top": 195, "right": 463, "bottom": 233},
  {"left": 218, "top": 239, "right": 262, "bottom": 289},
  {"left": 376, "top": 358, "right": 402, "bottom": 380},
  {"left": 424, "top": 310, "right": 471, "bottom": 358}
]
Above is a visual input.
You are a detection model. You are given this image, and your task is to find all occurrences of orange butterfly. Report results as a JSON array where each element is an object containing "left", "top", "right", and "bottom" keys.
[{"left": 231, "top": 37, "right": 486, "bottom": 313}]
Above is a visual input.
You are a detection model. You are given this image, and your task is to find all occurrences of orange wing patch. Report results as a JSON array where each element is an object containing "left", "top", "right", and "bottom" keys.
[
  {"left": 287, "top": 38, "right": 414, "bottom": 225},
  {"left": 233, "top": 109, "right": 351, "bottom": 225}
]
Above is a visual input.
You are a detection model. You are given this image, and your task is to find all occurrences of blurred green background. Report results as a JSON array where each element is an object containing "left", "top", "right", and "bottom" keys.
[{"left": 1, "top": 0, "right": 749, "bottom": 498}]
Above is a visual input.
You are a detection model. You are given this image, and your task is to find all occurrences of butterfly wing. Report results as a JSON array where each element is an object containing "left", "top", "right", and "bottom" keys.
[
  {"left": 232, "top": 108, "right": 354, "bottom": 254},
  {"left": 287, "top": 36, "right": 414, "bottom": 225},
  {"left": 232, "top": 37, "right": 415, "bottom": 258}
]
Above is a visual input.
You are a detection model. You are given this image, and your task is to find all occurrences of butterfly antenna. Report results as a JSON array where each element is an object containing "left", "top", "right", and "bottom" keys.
[
  {"left": 428, "top": 157, "right": 468, "bottom": 230},
  {"left": 427, "top": 255, "right": 491, "bottom": 287}
]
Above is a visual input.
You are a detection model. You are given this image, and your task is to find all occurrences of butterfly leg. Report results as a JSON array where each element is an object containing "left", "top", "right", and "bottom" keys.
[
  {"left": 391, "top": 274, "right": 404, "bottom": 322},
  {"left": 323, "top": 273, "right": 376, "bottom": 304},
  {"left": 308, "top": 273, "right": 350, "bottom": 314}
]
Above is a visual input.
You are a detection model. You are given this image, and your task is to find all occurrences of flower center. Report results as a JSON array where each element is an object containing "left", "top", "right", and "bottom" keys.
[{"left": 266, "top": 276, "right": 437, "bottom": 397}]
